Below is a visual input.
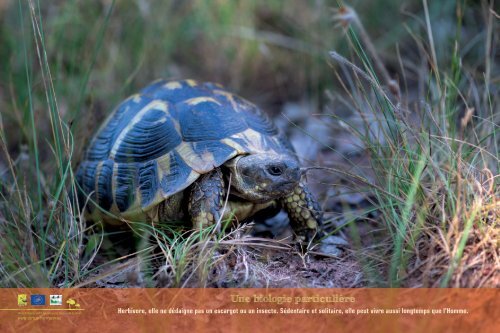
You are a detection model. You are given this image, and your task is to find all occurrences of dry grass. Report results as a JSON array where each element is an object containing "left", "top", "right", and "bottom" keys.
[
  {"left": 409, "top": 171, "right": 498, "bottom": 287},
  {"left": 325, "top": 2, "right": 498, "bottom": 287}
]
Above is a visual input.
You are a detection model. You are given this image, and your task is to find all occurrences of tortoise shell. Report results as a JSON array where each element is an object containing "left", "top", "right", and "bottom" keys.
[{"left": 76, "top": 79, "right": 296, "bottom": 220}]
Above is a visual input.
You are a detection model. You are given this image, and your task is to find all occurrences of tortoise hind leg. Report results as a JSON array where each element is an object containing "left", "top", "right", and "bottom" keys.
[
  {"left": 280, "top": 183, "right": 324, "bottom": 242},
  {"left": 189, "top": 168, "right": 225, "bottom": 231}
]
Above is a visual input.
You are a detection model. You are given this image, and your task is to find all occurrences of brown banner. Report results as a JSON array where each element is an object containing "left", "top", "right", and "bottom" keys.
[{"left": 0, "top": 288, "right": 498, "bottom": 332}]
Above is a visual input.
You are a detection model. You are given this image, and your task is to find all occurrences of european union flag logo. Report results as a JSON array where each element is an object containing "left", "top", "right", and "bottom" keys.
[{"left": 31, "top": 295, "right": 46, "bottom": 306}]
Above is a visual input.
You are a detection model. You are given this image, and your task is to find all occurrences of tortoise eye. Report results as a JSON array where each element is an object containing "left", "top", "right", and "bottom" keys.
[{"left": 267, "top": 165, "right": 284, "bottom": 176}]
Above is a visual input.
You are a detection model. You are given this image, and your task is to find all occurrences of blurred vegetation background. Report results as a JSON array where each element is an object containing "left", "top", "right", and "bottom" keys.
[
  {"left": 0, "top": 0, "right": 459, "bottom": 155},
  {"left": 1, "top": 0, "right": 493, "bottom": 158}
]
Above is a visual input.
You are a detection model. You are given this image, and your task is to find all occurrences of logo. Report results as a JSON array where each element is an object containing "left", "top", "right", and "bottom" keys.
[
  {"left": 66, "top": 298, "right": 81, "bottom": 309},
  {"left": 17, "top": 294, "right": 27, "bottom": 306},
  {"left": 30, "top": 294, "right": 46, "bottom": 306},
  {"left": 50, "top": 295, "right": 63, "bottom": 306}
]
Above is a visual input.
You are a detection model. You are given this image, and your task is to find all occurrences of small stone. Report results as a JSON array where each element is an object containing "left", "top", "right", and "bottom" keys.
[
  {"left": 319, "top": 243, "right": 343, "bottom": 257},
  {"left": 322, "top": 235, "right": 349, "bottom": 246}
]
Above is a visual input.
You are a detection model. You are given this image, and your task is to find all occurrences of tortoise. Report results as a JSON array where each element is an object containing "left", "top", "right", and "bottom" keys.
[{"left": 76, "top": 79, "right": 323, "bottom": 241}]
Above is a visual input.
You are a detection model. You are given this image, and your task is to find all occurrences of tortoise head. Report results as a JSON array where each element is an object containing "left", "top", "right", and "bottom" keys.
[{"left": 226, "top": 153, "right": 300, "bottom": 202}]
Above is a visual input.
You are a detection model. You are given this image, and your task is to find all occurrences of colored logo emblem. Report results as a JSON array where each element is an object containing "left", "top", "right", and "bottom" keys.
[
  {"left": 50, "top": 295, "right": 63, "bottom": 306},
  {"left": 30, "top": 294, "right": 46, "bottom": 306},
  {"left": 18, "top": 294, "right": 27, "bottom": 306},
  {"left": 66, "top": 298, "right": 81, "bottom": 309}
]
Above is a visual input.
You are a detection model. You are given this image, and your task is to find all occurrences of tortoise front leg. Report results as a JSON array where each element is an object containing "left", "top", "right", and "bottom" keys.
[
  {"left": 280, "top": 183, "right": 324, "bottom": 242},
  {"left": 189, "top": 168, "right": 225, "bottom": 231}
]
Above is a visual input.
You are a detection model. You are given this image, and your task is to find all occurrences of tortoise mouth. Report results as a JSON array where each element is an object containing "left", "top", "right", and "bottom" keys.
[
  {"left": 228, "top": 179, "right": 298, "bottom": 202},
  {"left": 270, "top": 180, "right": 298, "bottom": 190},
  {"left": 262, "top": 179, "right": 299, "bottom": 196}
]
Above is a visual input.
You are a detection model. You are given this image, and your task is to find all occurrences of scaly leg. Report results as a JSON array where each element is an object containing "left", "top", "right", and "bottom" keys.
[
  {"left": 281, "top": 183, "right": 323, "bottom": 241},
  {"left": 189, "top": 168, "right": 225, "bottom": 231}
]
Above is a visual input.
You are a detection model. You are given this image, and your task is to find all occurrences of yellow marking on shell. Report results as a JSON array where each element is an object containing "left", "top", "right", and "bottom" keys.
[
  {"left": 244, "top": 128, "right": 269, "bottom": 152},
  {"left": 94, "top": 161, "right": 104, "bottom": 205},
  {"left": 156, "top": 153, "right": 171, "bottom": 175},
  {"left": 169, "top": 118, "right": 182, "bottom": 134},
  {"left": 111, "top": 163, "right": 119, "bottom": 212},
  {"left": 164, "top": 81, "right": 182, "bottom": 90},
  {"left": 87, "top": 94, "right": 140, "bottom": 151},
  {"left": 165, "top": 169, "right": 202, "bottom": 199},
  {"left": 175, "top": 141, "right": 219, "bottom": 173},
  {"left": 140, "top": 167, "right": 199, "bottom": 212},
  {"left": 155, "top": 163, "right": 166, "bottom": 196},
  {"left": 229, "top": 128, "right": 268, "bottom": 153},
  {"left": 185, "top": 79, "right": 197, "bottom": 87},
  {"left": 132, "top": 94, "right": 142, "bottom": 103},
  {"left": 220, "top": 138, "right": 247, "bottom": 154},
  {"left": 201, "top": 150, "right": 216, "bottom": 163},
  {"left": 148, "top": 189, "right": 169, "bottom": 214},
  {"left": 109, "top": 100, "right": 169, "bottom": 159},
  {"left": 137, "top": 154, "right": 167, "bottom": 208},
  {"left": 185, "top": 96, "right": 221, "bottom": 106},
  {"left": 213, "top": 90, "right": 238, "bottom": 110},
  {"left": 160, "top": 116, "right": 169, "bottom": 124},
  {"left": 184, "top": 170, "right": 200, "bottom": 188},
  {"left": 122, "top": 187, "right": 144, "bottom": 215}
]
